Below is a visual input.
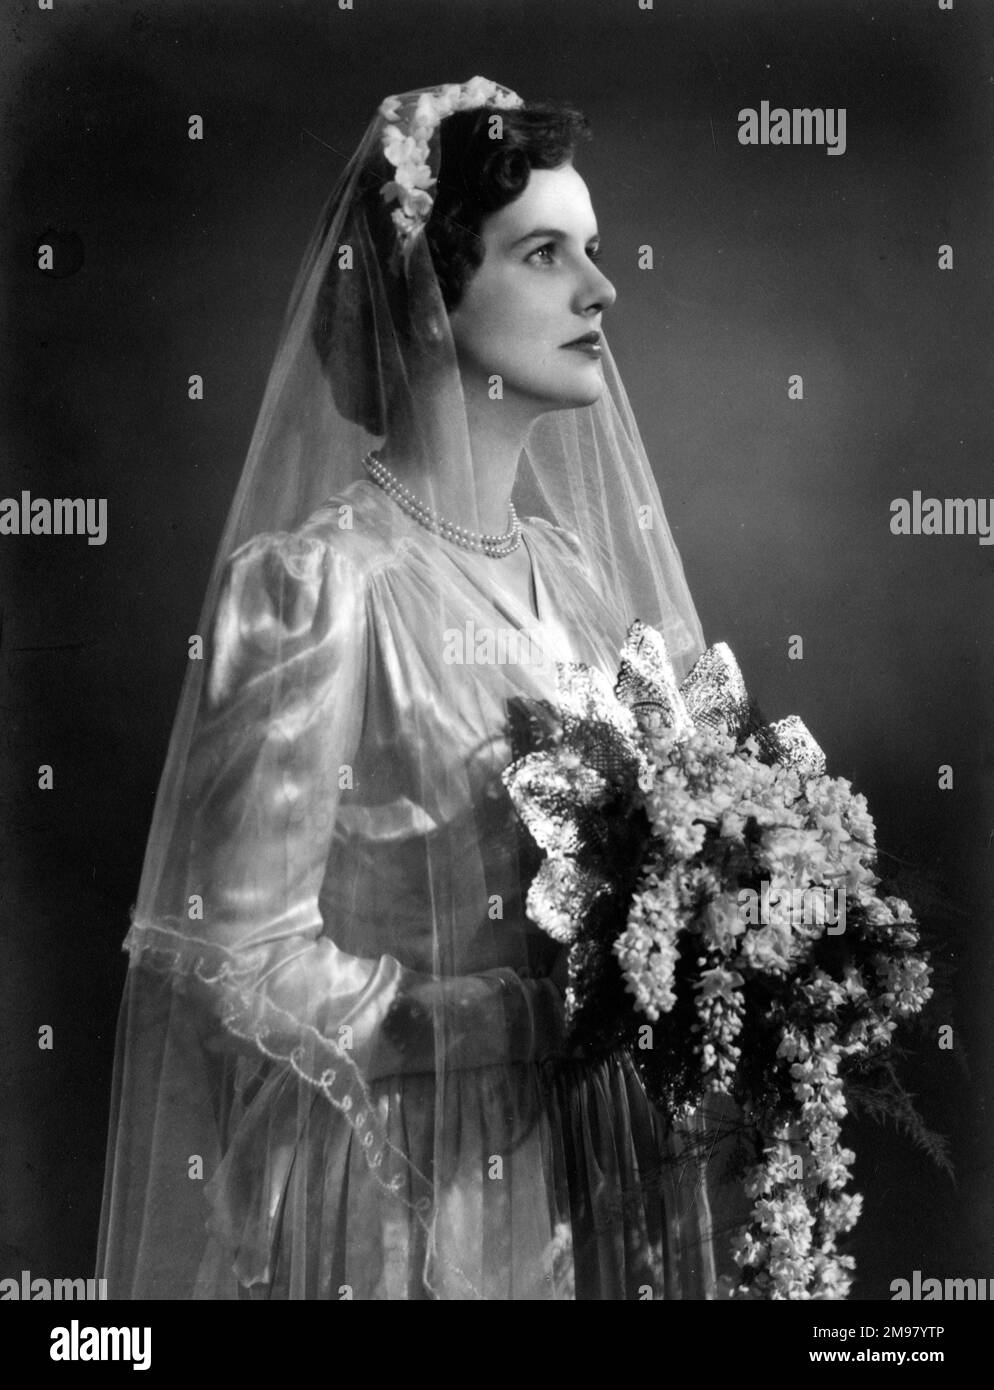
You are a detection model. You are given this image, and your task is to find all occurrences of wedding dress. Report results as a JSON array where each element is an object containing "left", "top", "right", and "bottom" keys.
[{"left": 96, "top": 78, "right": 730, "bottom": 1300}]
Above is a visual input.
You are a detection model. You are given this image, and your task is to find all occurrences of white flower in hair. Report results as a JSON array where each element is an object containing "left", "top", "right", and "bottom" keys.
[{"left": 377, "top": 76, "right": 524, "bottom": 242}]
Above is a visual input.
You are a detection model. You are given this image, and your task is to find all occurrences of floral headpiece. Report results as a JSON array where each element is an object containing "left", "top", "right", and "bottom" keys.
[{"left": 377, "top": 76, "right": 524, "bottom": 242}]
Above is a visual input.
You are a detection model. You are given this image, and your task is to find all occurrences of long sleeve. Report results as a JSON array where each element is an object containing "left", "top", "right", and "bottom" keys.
[
  {"left": 183, "top": 528, "right": 407, "bottom": 1076},
  {"left": 180, "top": 526, "right": 566, "bottom": 1082}
]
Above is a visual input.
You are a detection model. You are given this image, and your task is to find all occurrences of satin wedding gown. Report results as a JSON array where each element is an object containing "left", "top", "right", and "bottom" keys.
[{"left": 182, "top": 476, "right": 721, "bottom": 1300}]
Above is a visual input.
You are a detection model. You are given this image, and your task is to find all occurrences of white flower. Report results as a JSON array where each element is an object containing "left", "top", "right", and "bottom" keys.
[
  {"left": 377, "top": 79, "right": 522, "bottom": 242},
  {"left": 615, "top": 872, "right": 683, "bottom": 1018},
  {"left": 885, "top": 895, "right": 915, "bottom": 923},
  {"left": 696, "top": 965, "right": 745, "bottom": 1003},
  {"left": 459, "top": 75, "right": 500, "bottom": 107},
  {"left": 700, "top": 893, "right": 745, "bottom": 953}
]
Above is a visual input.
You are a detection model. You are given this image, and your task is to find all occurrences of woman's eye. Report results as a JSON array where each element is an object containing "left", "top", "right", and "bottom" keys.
[{"left": 527, "top": 242, "right": 603, "bottom": 266}]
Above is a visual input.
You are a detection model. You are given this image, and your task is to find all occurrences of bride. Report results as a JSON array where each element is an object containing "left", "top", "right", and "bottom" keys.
[{"left": 96, "top": 76, "right": 732, "bottom": 1300}]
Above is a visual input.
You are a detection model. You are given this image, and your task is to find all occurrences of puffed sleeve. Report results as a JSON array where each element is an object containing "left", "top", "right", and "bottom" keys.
[
  {"left": 175, "top": 527, "right": 568, "bottom": 1084},
  {"left": 183, "top": 529, "right": 408, "bottom": 1077}
]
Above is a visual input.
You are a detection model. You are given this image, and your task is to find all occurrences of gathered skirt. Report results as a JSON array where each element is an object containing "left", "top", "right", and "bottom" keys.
[{"left": 194, "top": 1046, "right": 724, "bottom": 1301}]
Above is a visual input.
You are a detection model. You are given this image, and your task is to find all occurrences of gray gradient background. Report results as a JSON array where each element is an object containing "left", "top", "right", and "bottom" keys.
[{"left": 1, "top": 0, "right": 991, "bottom": 1299}]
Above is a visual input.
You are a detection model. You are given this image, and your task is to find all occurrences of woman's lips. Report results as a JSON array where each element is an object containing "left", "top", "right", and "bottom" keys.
[{"left": 561, "top": 340, "right": 603, "bottom": 358}]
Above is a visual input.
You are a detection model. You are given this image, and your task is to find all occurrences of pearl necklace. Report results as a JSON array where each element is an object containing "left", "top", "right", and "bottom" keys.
[{"left": 362, "top": 450, "right": 522, "bottom": 557}]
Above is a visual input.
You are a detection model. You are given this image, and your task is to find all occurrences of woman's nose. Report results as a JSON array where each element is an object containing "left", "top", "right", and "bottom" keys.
[{"left": 578, "top": 263, "right": 617, "bottom": 315}]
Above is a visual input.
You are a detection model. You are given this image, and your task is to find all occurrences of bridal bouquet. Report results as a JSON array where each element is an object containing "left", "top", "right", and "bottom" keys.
[{"left": 502, "top": 621, "right": 933, "bottom": 1300}]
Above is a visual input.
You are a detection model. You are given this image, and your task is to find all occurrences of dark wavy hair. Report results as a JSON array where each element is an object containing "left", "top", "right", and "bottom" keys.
[
  {"left": 311, "top": 99, "right": 590, "bottom": 432},
  {"left": 424, "top": 101, "right": 590, "bottom": 310}
]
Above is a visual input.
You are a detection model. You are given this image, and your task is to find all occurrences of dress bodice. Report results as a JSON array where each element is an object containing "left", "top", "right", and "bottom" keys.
[{"left": 305, "top": 481, "right": 624, "bottom": 976}]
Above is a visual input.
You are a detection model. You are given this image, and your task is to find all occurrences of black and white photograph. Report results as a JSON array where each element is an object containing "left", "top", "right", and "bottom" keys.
[{"left": 1, "top": 0, "right": 991, "bottom": 1354}]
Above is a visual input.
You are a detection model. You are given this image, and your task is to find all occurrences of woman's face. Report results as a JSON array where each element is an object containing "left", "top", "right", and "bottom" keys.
[{"left": 447, "top": 162, "right": 617, "bottom": 413}]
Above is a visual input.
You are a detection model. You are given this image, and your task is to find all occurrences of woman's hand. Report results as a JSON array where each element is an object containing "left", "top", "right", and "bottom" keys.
[
  {"left": 550, "top": 947, "right": 570, "bottom": 995},
  {"left": 370, "top": 967, "right": 568, "bottom": 1077}
]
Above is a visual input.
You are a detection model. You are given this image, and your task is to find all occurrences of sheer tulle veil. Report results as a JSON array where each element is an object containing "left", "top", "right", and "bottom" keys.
[{"left": 96, "top": 77, "right": 716, "bottom": 1300}]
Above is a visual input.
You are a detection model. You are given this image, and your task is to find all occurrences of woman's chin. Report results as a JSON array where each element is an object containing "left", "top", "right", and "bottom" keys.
[
  {"left": 567, "top": 379, "right": 606, "bottom": 409},
  {"left": 507, "top": 367, "right": 607, "bottom": 416},
  {"left": 542, "top": 370, "right": 606, "bottom": 411}
]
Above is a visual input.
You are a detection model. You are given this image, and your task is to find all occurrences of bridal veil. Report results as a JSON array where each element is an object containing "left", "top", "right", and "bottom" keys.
[{"left": 96, "top": 77, "right": 715, "bottom": 1300}]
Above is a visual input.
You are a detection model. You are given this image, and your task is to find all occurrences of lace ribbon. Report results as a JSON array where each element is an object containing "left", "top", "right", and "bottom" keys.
[{"left": 502, "top": 620, "right": 826, "bottom": 945}]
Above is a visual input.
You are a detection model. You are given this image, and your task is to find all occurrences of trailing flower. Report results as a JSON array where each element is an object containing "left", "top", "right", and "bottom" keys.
[{"left": 502, "top": 620, "right": 935, "bottom": 1299}]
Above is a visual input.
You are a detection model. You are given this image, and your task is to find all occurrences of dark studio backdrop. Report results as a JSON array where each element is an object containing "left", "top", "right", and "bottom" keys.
[{"left": 1, "top": 0, "right": 991, "bottom": 1301}]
